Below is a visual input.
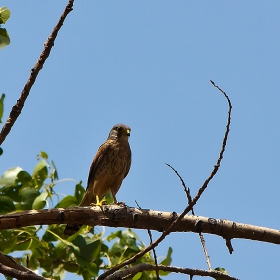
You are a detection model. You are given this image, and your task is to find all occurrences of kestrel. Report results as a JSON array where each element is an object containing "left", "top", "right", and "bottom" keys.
[{"left": 64, "top": 124, "right": 131, "bottom": 235}]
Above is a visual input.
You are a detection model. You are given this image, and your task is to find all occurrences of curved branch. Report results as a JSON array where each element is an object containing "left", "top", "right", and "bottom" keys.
[
  {"left": 105, "top": 264, "right": 238, "bottom": 280},
  {"left": 98, "top": 82, "right": 232, "bottom": 279},
  {"left": 0, "top": 0, "right": 74, "bottom": 145}
]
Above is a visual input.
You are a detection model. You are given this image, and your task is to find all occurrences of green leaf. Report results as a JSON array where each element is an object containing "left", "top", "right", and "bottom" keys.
[
  {"left": 63, "top": 261, "right": 79, "bottom": 273},
  {"left": 20, "top": 187, "right": 40, "bottom": 210},
  {"left": 134, "top": 271, "right": 153, "bottom": 280},
  {"left": 16, "top": 170, "right": 33, "bottom": 187},
  {"left": 55, "top": 195, "right": 77, "bottom": 208},
  {"left": 107, "top": 230, "right": 122, "bottom": 242},
  {"left": 32, "top": 192, "right": 48, "bottom": 209},
  {"left": 104, "top": 191, "right": 114, "bottom": 204},
  {"left": 32, "top": 160, "right": 48, "bottom": 188},
  {"left": 0, "top": 167, "right": 22, "bottom": 187},
  {"left": 132, "top": 272, "right": 142, "bottom": 280},
  {"left": 74, "top": 182, "right": 85, "bottom": 204},
  {"left": 42, "top": 225, "right": 63, "bottom": 242},
  {"left": 159, "top": 247, "right": 172, "bottom": 276},
  {"left": 38, "top": 151, "right": 48, "bottom": 160},
  {"left": 0, "top": 28, "right": 10, "bottom": 50},
  {"left": 79, "top": 240, "right": 102, "bottom": 262},
  {"left": 214, "top": 267, "right": 229, "bottom": 280},
  {"left": 87, "top": 262, "right": 98, "bottom": 277},
  {"left": 28, "top": 254, "right": 40, "bottom": 270},
  {"left": 0, "top": 7, "right": 11, "bottom": 24},
  {"left": 0, "top": 196, "right": 15, "bottom": 214},
  {"left": 13, "top": 234, "right": 40, "bottom": 251},
  {"left": 0, "top": 230, "right": 17, "bottom": 253},
  {"left": 109, "top": 241, "right": 124, "bottom": 255},
  {"left": 0, "top": 93, "right": 5, "bottom": 123},
  {"left": 51, "top": 160, "right": 58, "bottom": 180},
  {"left": 1, "top": 184, "right": 22, "bottom": 202},
  {"left": 81, "top": 270, "right": 91, "bottom": 280}
]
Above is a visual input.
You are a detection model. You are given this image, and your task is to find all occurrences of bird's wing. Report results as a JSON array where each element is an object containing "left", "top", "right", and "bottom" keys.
[
  {"left": 86, "top": 141, "right": 111, "bottom": 190},
  {"left": 123, "top": 145, "right": 132, "bottom": 179}
]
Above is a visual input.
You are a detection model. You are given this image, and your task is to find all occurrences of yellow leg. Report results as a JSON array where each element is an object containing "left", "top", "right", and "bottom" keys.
[
  {"left": 96, "top": 195, "right": 100, "bottom": 205},
  {"left": 90, "top": 195, "right": 107, "bottom": 206}
]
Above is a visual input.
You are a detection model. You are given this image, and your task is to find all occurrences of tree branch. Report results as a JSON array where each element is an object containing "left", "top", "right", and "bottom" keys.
[
  {"left": 0, "top": 262, "right": 48, "bottom": 280},
  {"left": 0, "top": 206, "right": 279, "bottom": 244},
  {"left": 0, "top": 251, "right": 32, "bottom": 274},
  {"left": 135, "top": 200, "right": 160, "bottom": 280},
  {"left": 99, "top": 81, "right": 232, "bottom": 279},
  {"left": 166, "top": 164, "right": 212, "bottom": 267},
  {"left": 0, "top": 0, "right": 74, "bottom": 145},
  {"left": 105, "top": 264, "right": 238, "bottom": 280}
]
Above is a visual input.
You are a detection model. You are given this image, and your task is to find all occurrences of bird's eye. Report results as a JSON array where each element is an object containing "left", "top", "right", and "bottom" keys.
[{"left": 117, "top": 127, "right": 122, "bottom": 132}]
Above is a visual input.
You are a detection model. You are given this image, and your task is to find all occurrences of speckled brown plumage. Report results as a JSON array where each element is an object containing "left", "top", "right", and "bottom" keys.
[{"left": 64, "top": 124, "right": 131, "bottom": 235}]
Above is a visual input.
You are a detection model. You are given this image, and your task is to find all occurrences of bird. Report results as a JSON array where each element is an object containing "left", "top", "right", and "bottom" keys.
[{"left": 64, "top": 123, "right": 131, "bottom": 235}]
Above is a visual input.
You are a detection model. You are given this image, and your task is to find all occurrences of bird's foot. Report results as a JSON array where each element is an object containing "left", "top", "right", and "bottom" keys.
[{"left": 90, "top": 195, "right": 107, "bottom": 206}]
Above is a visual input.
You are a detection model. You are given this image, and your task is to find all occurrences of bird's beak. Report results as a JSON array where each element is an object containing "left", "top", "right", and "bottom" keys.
[{"left": 127, "top": 129, "right": 131, "bottom": 137}]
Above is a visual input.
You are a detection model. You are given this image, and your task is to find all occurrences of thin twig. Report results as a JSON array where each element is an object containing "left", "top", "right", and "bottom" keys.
[
  {"left": 98, "top": 82, "right": 232, "bottom": 279},
  {"left": 198, "top": 233, "right": 212, "bottom": 270},
  {"left": 0, "top": 0, "right": 74, "bottom": 145},
  {"left": 226, "top": 239, "right": 234, "bottom": 254},
  {"left": 165, "top": 163, "right": 212, "bottom": 270},
  {"left": 105, "top": 264, "right": 238, "bottom": 280},
  {"left": 135, "top": 200, "right": 159, "bottom": 280}
]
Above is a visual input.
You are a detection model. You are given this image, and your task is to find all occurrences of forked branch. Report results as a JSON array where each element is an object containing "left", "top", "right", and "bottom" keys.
[{"left": 98, "top": 81, "right": 232, "bottom": 279}]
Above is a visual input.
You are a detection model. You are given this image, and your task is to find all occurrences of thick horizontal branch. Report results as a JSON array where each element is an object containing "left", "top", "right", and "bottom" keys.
[{"left": 0, "top": 205, "right": 279, "bottom": 244}]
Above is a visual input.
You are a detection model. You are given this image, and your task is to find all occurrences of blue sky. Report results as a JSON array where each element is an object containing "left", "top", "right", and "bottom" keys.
[{"left": 1, "top": 1, "right": 280, "bottom": 279}]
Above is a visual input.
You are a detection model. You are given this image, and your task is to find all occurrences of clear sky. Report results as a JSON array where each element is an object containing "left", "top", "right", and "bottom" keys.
[{"left": 1, "top": 1, "right": 280, "bottom": 279}]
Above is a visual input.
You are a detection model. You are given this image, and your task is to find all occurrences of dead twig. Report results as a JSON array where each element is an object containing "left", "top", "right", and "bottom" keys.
[
  {"left": 135, "top": 200, "right": 159, "bottom": 280},
  {"left": 98, "top": 82, "right": 232, "bottom": 279},
  {"left": 165, "top": 163, "right": 212, "bottom": 270},
  {"left": 0, "top": 0, "right": 74, "bottom": 145},
  {"left": 105, "top": 264, "right": 238, "bottom": 280}
]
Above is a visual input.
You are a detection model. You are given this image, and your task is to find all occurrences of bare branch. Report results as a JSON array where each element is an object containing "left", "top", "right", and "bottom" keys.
[
  {"left": 226, "top": 239, "right": 234, "bottom": 254},
  {"left": 135, "top": 200, "right": 159, "bottom": 280},
  {"left": 0, "top": 252, "right": 33, "bottom": 274},
  {"left": 0, "top": 206, "right": 279, "bottom": 245},
  {"left": 166, "top": 164, "right": 212, "bottom": 270},
  {"left": 0, "top": 262, "right": 48, "bottom": 280},
  {"left": 105, "top": 264, "right": 238, "bottom": 280},
  {"left": 98, "top": 84, "right": 232, "bottom": 279},
  {"left": 0, "top": 0, "right": 74, "bottom": 145}
]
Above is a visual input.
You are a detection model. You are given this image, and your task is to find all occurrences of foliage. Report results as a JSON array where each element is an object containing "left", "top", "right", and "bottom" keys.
[
  {"left": 0, "top": 152, "right": 172, "bottom": 279},
  {"left": 0, "top": 93, "right": 4, "bottom": 124},
  {"left": 0, "top": 7, "right": 10, "bottom": 24},
  {"left": 214, "top": 267, "right": 229, "bottom": 280},
  {"left": 0, "top": 7, "right": 10, "bottom": 50}
]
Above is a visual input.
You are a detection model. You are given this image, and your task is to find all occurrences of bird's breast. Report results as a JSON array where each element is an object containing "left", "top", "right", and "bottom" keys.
[{"left": 106, "top": 144, "right": 129, "bottom": 176}]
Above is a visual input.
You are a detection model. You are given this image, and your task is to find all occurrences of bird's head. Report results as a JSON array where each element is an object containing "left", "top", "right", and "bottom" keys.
[{"left": 108, "top": 124, "right": 131, "bottom": 141}]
